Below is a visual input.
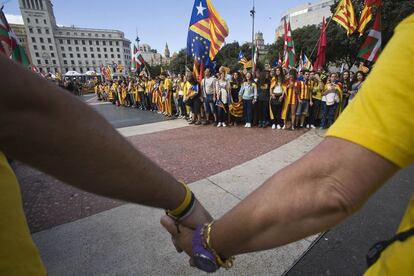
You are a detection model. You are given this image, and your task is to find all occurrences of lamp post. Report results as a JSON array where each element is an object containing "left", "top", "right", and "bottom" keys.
[{"left": 250, "top": 0, "right": 256, "bottom": 75}]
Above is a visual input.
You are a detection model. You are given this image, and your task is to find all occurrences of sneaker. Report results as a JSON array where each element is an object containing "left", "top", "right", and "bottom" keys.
[
  {"left": 244, "top": 123, "right": 248, "bottom": 128},
  {"left": 217, "top": 122, "right": 222, "bottom": 128},
  {"left": 311, "top": 125, "right": 316, "bottom": 129},
  {"left": 222, "top": 122, "right": 227, "bottom": 127},
  {"left": 195, "top": 121, "right": 202, "bottom": 125},
  {"left": 258, "top": 123, "right": 263, "bottom": 128},
  {"left": 306, "top": 124, "right": 310, "bottom": 129},
  {"left": 246, "top": 123, "right": 252, "bottom": 128},
  {"left": 272, "top": 124, "right": 276, "bottom": 130},
  {"left": 292, "top": 126, "right": 295, "bottom": 131},
  {"left": 188, "top": 120, "right": 195, "bottom": 125},
  {"left": 277, "top": 124, "right": 282, "bottom": 130},
  {"left": 282, "top": 125, "right": 286, "bottom": 130}
]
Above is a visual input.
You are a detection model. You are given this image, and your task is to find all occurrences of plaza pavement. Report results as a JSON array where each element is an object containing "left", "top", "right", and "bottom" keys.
[{"left": 28, "top": 118, "right": 325, "bottom": 275}]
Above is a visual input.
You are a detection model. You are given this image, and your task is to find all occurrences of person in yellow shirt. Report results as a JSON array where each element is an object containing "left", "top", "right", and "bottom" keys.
[
  {"left": 281, "top": 68, "right": 300, "bottom": 130},
  {"left": 308, "top": 71, "right": 324, "bottom": 128},
  {"left": 163, "top": 13, "right": 414, "bottom": 275},
  {"left": 163, "top": 74, "right": 173, "bottom": 117},
  {"left": 137, "top": 77, "right": 146, "bottom": 110},
  {"left": 146, "top": 77, "right": 155, "bottom": 111}
]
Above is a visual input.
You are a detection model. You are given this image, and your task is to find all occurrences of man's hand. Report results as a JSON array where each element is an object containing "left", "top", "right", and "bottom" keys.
[{"left": 161, "top": 215, "right": 194, "bottom": 257}]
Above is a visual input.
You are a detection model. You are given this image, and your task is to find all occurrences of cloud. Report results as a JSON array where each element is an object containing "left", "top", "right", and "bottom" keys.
[{"left": 5, "top": 14, "right": 24, "bottom": 25}]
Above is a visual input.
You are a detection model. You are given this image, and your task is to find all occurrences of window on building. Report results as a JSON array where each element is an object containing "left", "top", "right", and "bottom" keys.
[
  {"left": 95, "top": 33, "right": 98, "bottom": 37},
  {"left": 81, "top": 33, "right": 85, "bottom": 36},
  {"left": 47, "top": 38, "right": 52, "bottom": 43},
  {"left": 39, "top": 37, "right": 44, "bottom": 43},
  {"left": 117, "top": 48, "right": 120, "bottom": 52},
  {"left": 102, "top": 41, "right": 106, "bottom": 46},
  {"left": 95, "top": 41, "right": 99, "bottom": 46},
  {"left": 50, "top": 50, "right": 54, "bottom": 55},
  {"left": 34, "top": 45, "right": 38, "bottom": 50},
  {"left": 82, "top": 40, "right": 86, "bottom": 45},
  {"left": 98, "top": 54, "right": 101, "bottom": 58},
  {"left": 65, "top": 68, "right": 69, "bottom": 73},
  {"left": 66, "top": 32, "right": 70, "bottom": 35},
  {"left": 102, "top": 34, "right": 105, "bottom": 37},
  {"left": 74, "top": 40, "right": 78, "bottom": 45},
  {"left": 67, "top": 39, "right": 71, "bottom": 44},
  {"left": 41, "top": 45, "right": 45, "bottom": 50},
  {"left": 64, "top": 60, "right": 67, "bottom": 65},
  {"left": 85, "top": 61, "right": 89, "bottom": 65},
  {"left": 35, "top": 18, "right": 39, "bottom": 24},
  {"left": 45, "top": 60, "right": 49, "bottom": 65},
  {"left": 53, "top": 60, "right": 56, "bottom": 65},
  {"left": 61, "top": 46, "right": 64, "bottom": 51},
  {"left": 77, "top": 54, "right": 81, "bottom": 58},
  {"left": 37, "top": 59, "right": 41, "bottom": 65},
  {"left": 117, "top": 54, "right": 120, "bottom": 58},
  {"left": 45, "top": 29, "right": 49, "bottom": 34},
  {"left": 92, "top": 60, "right": 96, "bottom": 65},
  {"left": 79, "top": 60, "right": 82, "bottom": 65},
  {"left": 89, "top": 40, "right": 92, "bottom": 45},
  {"left": 71, "top": 60, "right": 75, "bottom": 65},
  {"left": 97, "top": 48, "right": 100, "bottom": 52},
  {"left": 43, "top": 19, "right": 47, "bottom": 24},
  {"left": 109, "top": 41, "right": 113, "bottom": 46},
  {"left": 75, "top": 47, "right": 79, "bottom": 51},
  {"left": 27, "top": 18, "right": 30, "bottom": 23},
  {"left": 59, "top": 39, "right": 63, "bottom": 44},
  {"left": 111, "top": 54, "right": 114, "bottom": 58},
  {"left": 35, "top": 52, "right": 39, "bottom": 57},
  {"left": 70, "top": 53, "right": 73, "bottom": 58},
  {"left": 103, "top": 48, "right": 107, "bottom": 52},
  {"left": 88, "top": 33, "right": 92, "bottom": 37},
  {"left": 62, "top": 53, "right": 66, "bottom": 58},
  {"left": 90, "top": 47, "right": 93, "bottom": 51},
  {"left": 74, "top": 32, "right": 77, "bottom": 36},
  {"left": 83, "top": 47, "right": 86, "bottom": 52},
  {"left": 104, "top": 54, "right": 108, "bottom": 58},
  {"left": 109, "top": 34, "right": 112, "bottom": 38},
  {"left": 29, "top": 27, "right": 33, "bottom": 34},
  {"left": 68, "top": 46, "right": 72, "bottom": 51},
  {"left": 84, "top": 54, "right": 88, "bottom": 58},
  {"left": 37, "top": 28, "right": 41, "bottom": 34},
  {"left": 91, "top": 54, "right": 95, "bottom": 58},
  {"left": 80, "top": 68, "right": 83, "bottom": 73},
  {"left": 110, "top": 48, "right": 113, "bottom": 52}
]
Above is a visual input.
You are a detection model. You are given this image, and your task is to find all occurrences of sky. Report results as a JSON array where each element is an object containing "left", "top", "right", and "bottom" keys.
[{"left": 3, "top": 0, "right": 319, "bottom": 54}]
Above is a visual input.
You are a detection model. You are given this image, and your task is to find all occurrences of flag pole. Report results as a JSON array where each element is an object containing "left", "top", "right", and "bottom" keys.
[
  {"left": 250, "top": 0, "right": 256, "bottom": 75},
  {"left": 309, "top": 16, "right": 333, "bottom": 61}
]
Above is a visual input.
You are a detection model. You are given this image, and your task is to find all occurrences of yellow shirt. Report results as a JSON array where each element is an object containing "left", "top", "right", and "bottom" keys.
[
  {"left": 164, "top": 78, "right": 172, "bottom": 91},
  {"left": 0, "top": 152, "right": 46, "bottom": 275},
  {"left": 327, "top": 14, "right": 414, "bottom": 275}
]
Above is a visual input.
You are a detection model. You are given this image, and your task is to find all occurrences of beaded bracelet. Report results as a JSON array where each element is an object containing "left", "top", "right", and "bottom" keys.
[{"left": 203, "top": 221, "right": 235, "bottom": 270}]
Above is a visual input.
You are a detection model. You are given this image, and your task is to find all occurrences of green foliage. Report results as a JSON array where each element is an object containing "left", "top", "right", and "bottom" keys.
[{"left": 168, "top": 48, "right": 192, "bottom": 74}]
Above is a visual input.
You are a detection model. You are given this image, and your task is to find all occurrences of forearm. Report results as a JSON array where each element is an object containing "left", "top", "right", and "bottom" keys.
[
  {"left": 211, "top": 138, "right": 398, "bottom": 258},
  {"left": 0, "top": 56, "right": 184, "bottom": 210}
]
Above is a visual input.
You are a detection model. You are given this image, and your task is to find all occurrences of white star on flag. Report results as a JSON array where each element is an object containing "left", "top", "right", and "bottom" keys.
[{"left": 196, "top": 2, "right": 206, "bottom": 16}]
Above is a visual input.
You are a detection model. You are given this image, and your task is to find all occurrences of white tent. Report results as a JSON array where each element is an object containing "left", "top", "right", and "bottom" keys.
[
  {"left": 64, "top": 71, "right": 83, "bottom": 77},
  {"left": 85, "top": 71, "right": 98, "bottom": 76}
]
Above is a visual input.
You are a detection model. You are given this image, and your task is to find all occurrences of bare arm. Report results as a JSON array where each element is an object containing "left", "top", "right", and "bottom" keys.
[
  {"left": 163, "top": 137, "right": 398, "bottom": 257},
  {"left": 0, "top": 56, "right": 211, "bottom": 226}
]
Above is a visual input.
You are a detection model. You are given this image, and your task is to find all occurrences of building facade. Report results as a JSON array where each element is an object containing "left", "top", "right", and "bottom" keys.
[
  {"left": 15, "top": 0, "right": 131, "bottom": 74},
  {"left": 137, "top": 42, "right": 170, "bottom": 67},
  {"left": 255, "top": 31, "right": 268, "bottom": 56},
  {"left": 276, "top": 0, "right": 334, "bottom": 40}
]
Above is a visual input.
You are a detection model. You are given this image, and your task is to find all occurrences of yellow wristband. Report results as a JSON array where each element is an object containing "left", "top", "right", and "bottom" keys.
[{"left": 167, "top": 181, "right": 192, "bottom": 217}]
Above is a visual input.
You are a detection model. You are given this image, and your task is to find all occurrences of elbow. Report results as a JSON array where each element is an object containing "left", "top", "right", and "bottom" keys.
[{"left": 320, "top": 176, "right": 360, "bottom": 219}]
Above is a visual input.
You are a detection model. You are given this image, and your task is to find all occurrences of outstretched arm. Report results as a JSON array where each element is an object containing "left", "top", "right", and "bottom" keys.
[
  {"left": 163, "top": 137, "right": 398, "bottom": 257},
  {"left": 0, "top": 55, "right": 211, "bottom": 227}
]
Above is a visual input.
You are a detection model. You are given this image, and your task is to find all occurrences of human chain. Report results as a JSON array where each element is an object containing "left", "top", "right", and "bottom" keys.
[{"left": 90, "top": 66, "right": 366, "bottom": 131}]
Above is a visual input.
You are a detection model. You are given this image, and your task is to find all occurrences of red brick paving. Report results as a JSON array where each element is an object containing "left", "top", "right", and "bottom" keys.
[{"left": 15, "top": 125, "right": 306, "bottom": 233}]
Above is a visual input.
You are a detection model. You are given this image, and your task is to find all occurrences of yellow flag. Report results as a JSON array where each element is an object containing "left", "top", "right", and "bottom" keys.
[
  {"left": 358, "top": 4, "right": 373, "bottom": 36},
  {"left": 333, "top": 0, "right": 358, "bottom": 36}
]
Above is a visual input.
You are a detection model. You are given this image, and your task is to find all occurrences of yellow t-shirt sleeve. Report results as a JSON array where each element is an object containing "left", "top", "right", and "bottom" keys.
[
  {"left": 0, "top": 152, "right": 46, "bottom": 275},
  {"left": 327, "top": 14, "right": 414, "bottom": 168}
]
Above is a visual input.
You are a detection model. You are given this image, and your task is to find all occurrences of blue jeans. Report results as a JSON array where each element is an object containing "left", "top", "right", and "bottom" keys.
[
  {"left": 321, "top": 102, "right": 338, "bottom": 128},
  {"left": 204, "top": 94, "right": 216, "bottom": 115},
  {"left": 243, "top": 99, "right": 253, "bottom": 124}
]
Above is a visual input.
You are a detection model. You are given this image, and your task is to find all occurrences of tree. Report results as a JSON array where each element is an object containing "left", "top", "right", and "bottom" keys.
[{"left": 168, "top": 48, "right": 192, "bottom": 74}]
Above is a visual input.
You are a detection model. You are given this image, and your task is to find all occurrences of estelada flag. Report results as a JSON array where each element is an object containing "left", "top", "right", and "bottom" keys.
[
  {"left": 358, "top": 11, "right": 382, "bottom": 62},
  {"left": 332, "top": 0, "right": 358, "bottom": 36},
  {"left": 187, "top": 0, "right": 229, "bottom": 66}
]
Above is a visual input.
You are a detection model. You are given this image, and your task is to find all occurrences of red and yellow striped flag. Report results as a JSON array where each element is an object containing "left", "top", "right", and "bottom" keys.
[
  {"left": 332, "top": 0, "right": 358, "bottom": 36},
  {"left": 358, "top": 4, "right": 373, "bottom": 36}
]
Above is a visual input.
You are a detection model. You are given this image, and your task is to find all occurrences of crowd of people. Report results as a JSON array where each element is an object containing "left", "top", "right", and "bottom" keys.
[{"left": 94, "top": 66, "right": 366, "bottom": 130}]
